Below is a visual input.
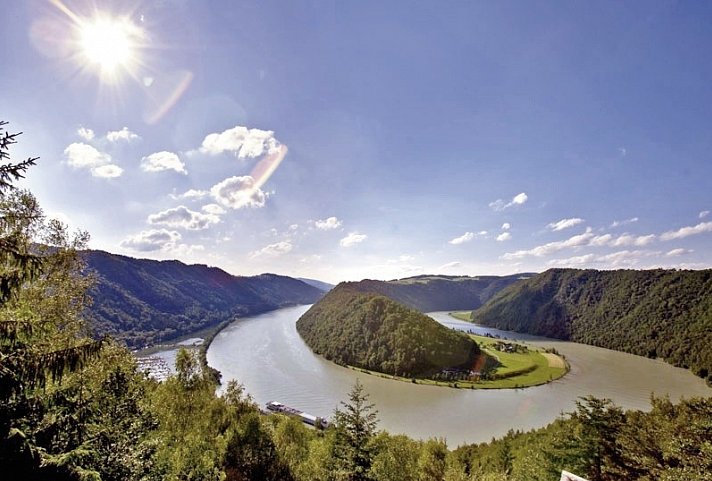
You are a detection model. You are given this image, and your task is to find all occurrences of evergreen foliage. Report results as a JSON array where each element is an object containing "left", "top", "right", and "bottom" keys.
[
  {"left": 340, "top": 274, "right": 532, "bottom": 313},
  {"left": 83, "top": 250, "right": 326, "bottom": 348},
  {"left": 473, "top": 268, "right": 712, "bottom": 383},
  {"left": 296, "top": 283, "right": 479, "bottom": 377}
]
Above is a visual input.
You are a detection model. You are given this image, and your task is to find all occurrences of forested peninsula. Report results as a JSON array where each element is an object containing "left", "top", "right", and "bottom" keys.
[
  {"left": 472, "top": 268, "right": 712, "bottom": 384},
  {"left": 296, "top": 283, "right": 479, "bottom": 377}
]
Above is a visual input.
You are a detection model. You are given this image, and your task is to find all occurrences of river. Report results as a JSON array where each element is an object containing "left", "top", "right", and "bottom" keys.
[{"left": 206, "top": 305, "right": 712, "bottom": 446}]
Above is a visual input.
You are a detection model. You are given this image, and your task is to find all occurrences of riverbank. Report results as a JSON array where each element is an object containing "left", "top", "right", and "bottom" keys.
[{"left": 345, "top": 332, "right": 568, "bottom": 389}]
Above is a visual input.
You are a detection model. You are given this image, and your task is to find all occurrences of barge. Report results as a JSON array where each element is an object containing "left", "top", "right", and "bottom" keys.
[{"left": 265, "top": 401, "right": 330, "bottom": 429}]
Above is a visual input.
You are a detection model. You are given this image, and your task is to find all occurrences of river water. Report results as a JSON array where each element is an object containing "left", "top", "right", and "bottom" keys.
[{"left": 206, "top": 305, "right": 712, "bottom": 446}]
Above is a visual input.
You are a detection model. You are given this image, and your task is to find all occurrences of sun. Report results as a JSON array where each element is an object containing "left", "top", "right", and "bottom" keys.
[{"left": 77, "top": 16, "right": 141, "bottom": 76}]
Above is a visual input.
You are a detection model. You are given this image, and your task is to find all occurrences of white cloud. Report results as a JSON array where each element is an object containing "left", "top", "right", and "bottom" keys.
[
  {"left": 589, "top": 234, "right": 612, "bottom": 247},
  {"left": 172, "top": 189, "right": 209, "bottom": 200},
  {"left": 610, "top": 217, "right": 639, "bottom": 228},
  {"left": 489, "top": 192, "right": 528, "bottom": 211},
  {"left": 547, "top": 218, "right": 584, "bottom": 231},
  {"left": 77, "top": 127, "right": 94, "bottom": 141},
  {"left": 503, "top": 228, "right": 596, "bottom": 259},
  {"left": 660, "top": 222, "right": 712, "bottom": 241},
  {"left": 610, "top": 233, "right": 656, "bottom": 247},
  {"left": 439, "top": 261, "right": 461, "bottom": 269},
  {"left": 501, "top": 223, "right": 511, "bottom": 230},
  {"left": 449, "top": 232, "right": 474, "bottom": 245},
  {"left": 496, "top": 232, "right": 512, "bottom": 242},
  {"left": 250, "top": 240, "right": 293, "bottom": 258},
  {"left": 64, "top": 142, "right": 111, "bottom": 168},
  {"left": 120, "top": 229, "right": 182, "bottom": 252},
  {"left": 666, "top": 248, "right": 692, "bottom": 257},
  {"left": 700, "top": 210, "right": 710, "bottom": 219},
  {"left": 596, "top": 250, "right": 659, "bottom": 267},
  {"left": 210, "top": 175, "right": 266, "bottom": 209},
  {"left": 315, "top": 216, "right": 343, "bottom": 230},
  {"left": 198, "top": 125, "right": 280, "bottom": 159},
  {"left": 64, "top": 142, "right": 123, "bottom": 178},
  {"left": 618, "top": 147, "right": 627, "bottom": 157},
  {"left": 547, "top": 254, "right": 596, "bottom": 267},
  {"left": 91, "top": 164, "right": 124, "bottom": 178},
  {"left": 106, "top": 127, "right": 140, "bottom": 142},
  {"left": 141, "top": 151, "right": 187, "bottom": 174},
  {"left": 340, "top": 232, "right": 367, "bottom": 247},
  {"left": 148, "top": 206, "right": 220, "bottom": 230},
  {"left": 201, "top": 203, "right": 226, "bottom": 215}
]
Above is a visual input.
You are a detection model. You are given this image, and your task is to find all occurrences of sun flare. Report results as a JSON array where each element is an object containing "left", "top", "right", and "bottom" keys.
[{"left": 77, "top": 16, "right": 140, "bottom": 76}]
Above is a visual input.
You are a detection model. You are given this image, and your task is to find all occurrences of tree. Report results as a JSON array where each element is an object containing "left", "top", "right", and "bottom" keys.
[
  {"left": 332, "top": 379, "right": 379, "bottom": 481},
  {"left": 0, "top": 122, "right": 104, "bottom": 479}
]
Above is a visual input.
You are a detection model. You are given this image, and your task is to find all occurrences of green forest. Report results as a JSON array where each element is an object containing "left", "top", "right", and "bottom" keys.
[
  {"left": 83, "top": 250, "right": 325, "bottom": 348},
  {"left": 2, "top": 123, "right": 712, "bottom": 480},
  {"left": 472, "top": 268, "right": 712, "bottom": 384},
  {"left": 296, "top": 283, "right": 479, "bottom": 377}
]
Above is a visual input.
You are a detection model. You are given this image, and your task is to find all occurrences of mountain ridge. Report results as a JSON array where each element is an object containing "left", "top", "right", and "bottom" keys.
[{"left": 82, "top": 250, "right": 327, "bottom": 348}]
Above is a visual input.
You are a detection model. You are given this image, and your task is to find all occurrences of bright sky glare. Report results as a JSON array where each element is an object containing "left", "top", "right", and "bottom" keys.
[{"left": 2, "top": 0, "right": 711, "bottom": 284}]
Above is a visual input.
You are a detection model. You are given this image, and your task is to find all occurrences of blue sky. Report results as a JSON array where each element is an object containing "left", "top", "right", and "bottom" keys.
[{"left": 2, "top": 0, "right": 711, "bottom": 283}]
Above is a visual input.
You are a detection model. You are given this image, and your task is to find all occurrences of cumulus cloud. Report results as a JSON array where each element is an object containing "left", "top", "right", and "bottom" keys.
[
  {"left": 201, "top": 203, "right": 226, "bottom": 215},
  {"left": 148, "top": 206, "right": 220, "bottom": 230},
  {"left": 106, "top": 127, "right": 140, "bottom": 142},
  {"left": 199, "top": 126, "right": 281, "bottom": 159},
  {"left": 547, "top": 254, "right": 596, "bottom": 267},
  {"left": 141, "top": 151, "right": 187, "bottom": 174},
  {"left": 340, "top": 232, "right": 367, "bottom": 247},
  {"left": 210, "top": 176, "right": 266, "bottom": 209},
  {"left": 91, "top": 164, "right": 124, "bottom": 178},
  {"left": 449, "top": 232, "right": 474, "bottom": 245},
  {"left": 547, "top": 218, "right": 584, "bottom": 231},
  {"left": 610, "top": 217, "right": 639, "bottom": 228},
  {"left": 77, "top": 127, "right": 94, "bottom": 141},
  {"left": 660, "top": 222, "right": 712, "bottom": 241},
  {"left": 501, "top": 223, "right": 511, "bottom": 230},
  {"left": 120, "top": 229, "right": 182, "bottom": 252},
  {"left": 502, "top": 228, "right": 596, "bottom": 259},
  {"left": 700, "top": 210, "right": 710, "bottom": 219},
  {"left": 596, "top": 250, "right": 659, "bottom": 267},
  {"left": 172, "top": 189, "right": 209, "bottom": 200},
  {"left": 439, "top": 261, "right": 461, "bottom": 269},
  {"left": 666, "top": 248, "right": 692, "bottom": 257},
  {"left": 496, "top": 232, "right": 512, "bottom": 242},
  {"left": 249, "top": 240, "right": 293, "bottom": 258},
  {"left": 610, "top": 233, "right": 656, "bottom": 247},
  {"left": 489, "top": 192, "right": 528, "bottom": 211},
  {"left": 63, "top": 142, "right": 123, "bottom": 178},
  {"left": 315, "top": 216, "right": 343, "bottom": 230}
]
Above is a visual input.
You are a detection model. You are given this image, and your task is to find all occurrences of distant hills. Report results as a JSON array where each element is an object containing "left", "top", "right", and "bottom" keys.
[
  {"left": 296, "top": 282, "right": 479, "bottom": 377},
  {"left": 82, "top": 250, "right": 327, "bottom": 348},
  {"left": 338, "top": 274, "right": 533, "bottom": 313},
  {"left": 473, "top": 268, "right": 712, "bottom": 384}
]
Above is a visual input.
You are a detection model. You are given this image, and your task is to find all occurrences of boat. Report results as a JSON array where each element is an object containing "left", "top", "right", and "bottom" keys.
[{"left": 265, "top": 401, "right": 330, "bottom": 429}]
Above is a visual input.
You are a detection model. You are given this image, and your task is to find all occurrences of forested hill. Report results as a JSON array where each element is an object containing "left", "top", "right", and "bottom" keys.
[
  {"left": 82, "top": 250, "right": 327, "bottom": 348},
  {"left": 296, "top": 283, "right": 479, "bottom": 377},
  {"left": 472, "top": 268, "right": 712, "bottom": 383},
  {"left": 346, "top": 273, "right": 533, "bottom": 313}
]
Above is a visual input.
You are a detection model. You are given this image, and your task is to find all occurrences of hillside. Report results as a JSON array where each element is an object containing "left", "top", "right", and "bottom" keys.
[
  {"left": 83, "top": 250, "right": 327, "bottom": 348},
  {"left": 296, "top": 282, "right": 479, "bottom": 377},
  {"left": 472, "top": 268, "right": 712, "bottom": 383},
  {"left": 345, "top": 274, "right": 533, "bottom": 313}
]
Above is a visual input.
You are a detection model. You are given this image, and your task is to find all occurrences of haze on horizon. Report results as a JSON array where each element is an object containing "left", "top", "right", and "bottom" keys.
[{"left": 2, "top": 0, "right": 711, "bottom": 284}]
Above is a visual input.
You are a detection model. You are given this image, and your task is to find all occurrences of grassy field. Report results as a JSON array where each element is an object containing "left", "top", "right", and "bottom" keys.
[
  {"left": 347, "top": 331, "right": 568, "bottom": 390},
  {"left": 449, "top": 311, "right": 472, "bottom": 321}
]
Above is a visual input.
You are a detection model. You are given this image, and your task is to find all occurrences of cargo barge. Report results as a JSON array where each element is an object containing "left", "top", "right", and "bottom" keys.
[{"left": 265, "top": 401, "right": 329, "bottom": 429}]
